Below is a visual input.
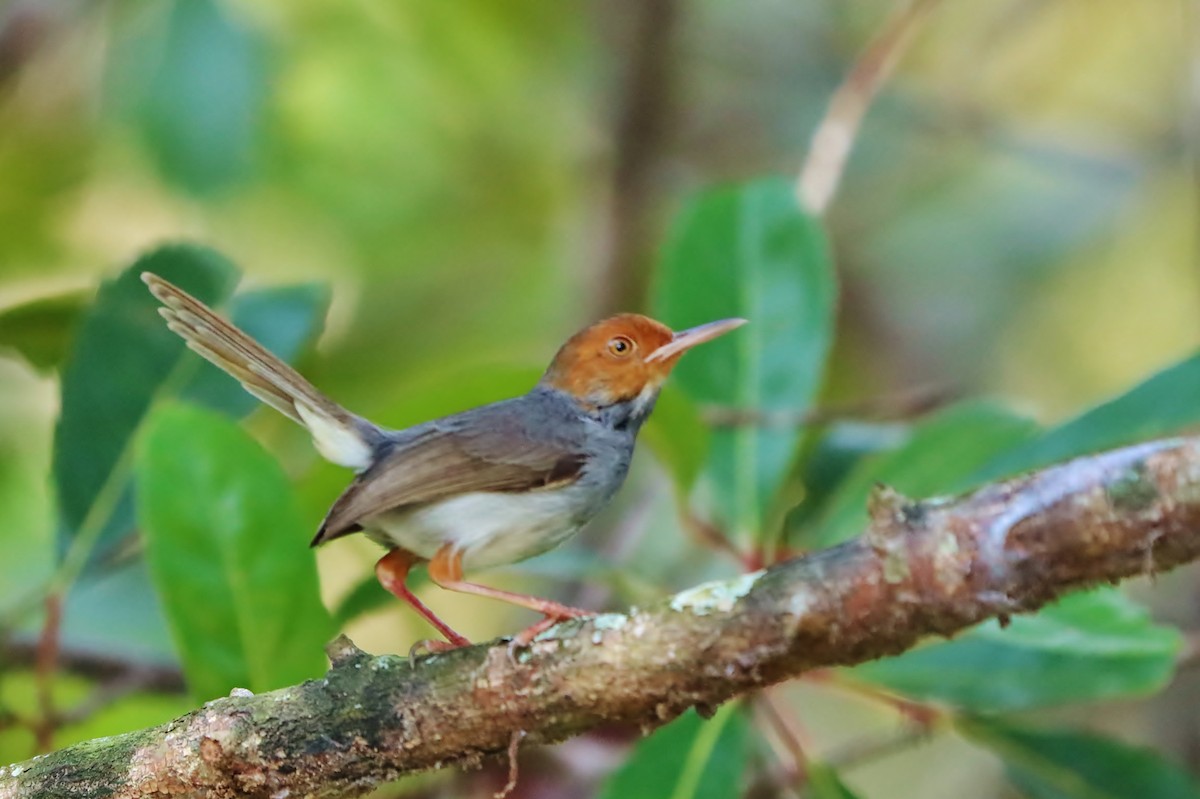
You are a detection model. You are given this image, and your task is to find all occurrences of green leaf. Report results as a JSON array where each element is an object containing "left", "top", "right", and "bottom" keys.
[
  {"left": 807, "top": 762, "right": 864, "bottom": 799},
  {"left": 53, "top": 245, "right": 238, "bottom": 560},
  {"left": 115, "top": 0, "right": 266, "bottom": 195},
  {"left": 642, "top": 385, "right": 710, "bottom": 492},
  {"left": 137, "top": 403, "right": 333, "bottom": 700},
  {"left": 961, "top": 718, "right": 1200, "bottom": 799},
  {"left": 654, "top": 176, "right": 836, "bottom": 539},
  {"left": 852, "top": 589, "right": 1181, "bottom": 712},
  {"left": 808, "top": 401, "right": 1039, "bottom": 547},
  {"left": 597, "top": 705, "right": 748, "bottom": 799},
  {"left": 181, "top": 283, "right": 330, "bottom": 416},
  {"left": 0, "top": 289, "right": 88, "bottom": 372},
  {"left": 975, "top": 351, "right": 1200, "bottom": 481}
]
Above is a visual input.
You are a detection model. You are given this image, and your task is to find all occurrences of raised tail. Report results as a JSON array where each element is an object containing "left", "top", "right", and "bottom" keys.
[{"left": 142, "top": 272, "right": 381, "bottom": 470}]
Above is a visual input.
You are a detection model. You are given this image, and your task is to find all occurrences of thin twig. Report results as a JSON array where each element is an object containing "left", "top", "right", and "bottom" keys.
[
  {"left": 702, "top": 383, "right": 954, "bottom": 428},
  {"left": 755, "top": 692, "right": 812, "bottom": 785},
  {"left": 55, "top": 669, "right": 171, "bottom": 727},
  {"left": 2, "top": 641, "right": 185, "bottom": 693},
  {"left": 494, "top": 730, "right": 526, "bottom": 799},
  {"left": 678, "top": 505, "right": 750, "bottom": 566},
  {"left": 1176, "top": 630, "right": 1200, "bottom": 670},
  {"left": 797, "top": 0, "right": 942, "bottom": 214},
  {"left": 32, "top": 594, "right": 62, "bottom": 753},
  {"left": 811, "top": 670, "right": 945, "bottom": 730},
  {"left": 825, "top": 726, "right": 933, "bottom": 771}
]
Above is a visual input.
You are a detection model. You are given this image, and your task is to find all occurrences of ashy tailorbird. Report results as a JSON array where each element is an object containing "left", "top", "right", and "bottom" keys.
[{"left": 144, "top": 273, "right": 745, "bottom": 648}]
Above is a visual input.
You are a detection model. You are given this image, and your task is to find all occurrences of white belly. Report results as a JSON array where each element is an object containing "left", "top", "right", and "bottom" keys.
[{"left": 365, "top": 487, "right": 588, "bottom": 571}]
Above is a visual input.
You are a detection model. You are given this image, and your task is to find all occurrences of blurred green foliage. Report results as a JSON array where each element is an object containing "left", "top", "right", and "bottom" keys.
[
  {"left": 852, "top": 589, "right": 1182, "bottom": 712},
  {"left": 0, "top": 0, "right": 1197, "bottom": 797},
  {"left": 961, "top": 719, "right": 1200, "bottom": 799},
  {"left": 807, "top": 762, "right": 864, "bottom": 799}
]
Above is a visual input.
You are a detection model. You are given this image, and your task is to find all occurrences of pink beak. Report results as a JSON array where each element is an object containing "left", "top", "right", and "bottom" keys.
[{"left": 646, "top": 318, "right": 748, "bottom": 363}]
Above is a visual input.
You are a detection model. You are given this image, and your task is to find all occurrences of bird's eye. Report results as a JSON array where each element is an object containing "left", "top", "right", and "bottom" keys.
[{"left": 607, "top": 335, "right": 635, "bottom": 357}]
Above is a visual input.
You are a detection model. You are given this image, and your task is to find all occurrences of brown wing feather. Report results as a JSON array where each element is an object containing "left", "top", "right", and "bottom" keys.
[{"left": 312, "top": 426, "right": 586, "bottom": 546}]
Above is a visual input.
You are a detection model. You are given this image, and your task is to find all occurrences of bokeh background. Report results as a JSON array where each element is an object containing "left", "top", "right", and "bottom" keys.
[{"left": 0, "top": 0, "right": 1197, "bottom": 797}]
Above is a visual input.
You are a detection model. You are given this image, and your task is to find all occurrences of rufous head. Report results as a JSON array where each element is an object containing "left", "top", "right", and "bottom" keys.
[{"left": 540, "top": 314, "right": 746, "bottom": 408}]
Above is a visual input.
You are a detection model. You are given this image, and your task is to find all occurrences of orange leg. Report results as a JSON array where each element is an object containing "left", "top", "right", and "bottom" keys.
[
  {"left": 428, "top": 545, "right": 591, "bottom": 646},
  {"left": 375, "top": 548, "right": 470, "bottom": 648}
]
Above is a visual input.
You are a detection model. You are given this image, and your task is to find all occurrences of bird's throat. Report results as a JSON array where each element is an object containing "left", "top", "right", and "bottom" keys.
[{"left": 591, "top": 383, "right": 661, "bottom": 433}]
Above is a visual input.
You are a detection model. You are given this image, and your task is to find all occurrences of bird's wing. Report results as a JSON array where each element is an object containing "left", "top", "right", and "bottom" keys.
[{"left": 312, "top": 405, "right": 587, "bottom": 545}]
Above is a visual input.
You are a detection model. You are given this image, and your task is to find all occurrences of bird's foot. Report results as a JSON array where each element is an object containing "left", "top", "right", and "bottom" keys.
[
  {"left": 408, "top": 632, "right": 472, "bottom": 664},
  {"left": 505, "top": 605, "right": 592, "bottom": 662}
]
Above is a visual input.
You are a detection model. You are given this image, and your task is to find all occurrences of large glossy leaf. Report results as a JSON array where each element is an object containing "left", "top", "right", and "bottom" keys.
[
  {"left": 641, "top": 384, "right": 710, "bottom": 492},
  {"left": 115, "top": 0, "right": 266, "bottom": 195},
  {"left": 654, "top": 176, "right": 836, "bottom": 540},
  {"left": 975, "top": 351, "right": 1200, "bottom": 481},
  {"left": 808, "top": 401, "right": 1039, "bottom": 547},
  {"left": 137, "top": 403, "right": 333, "bottom": 700},
  {"left": 53, "top": 246, "right": 237, "bottom": 560},
  {"left": 0, "top": 289, "right": 88, "bottom": 372},
  {"left": 961, "top": 719, "right": 1200, "bottom": 799},
  {"left": 596, "top": 705, "right": 748, "bottom": 799},
  {"left": 851, "top": 588, "right": 1180, "bottom": 712}
]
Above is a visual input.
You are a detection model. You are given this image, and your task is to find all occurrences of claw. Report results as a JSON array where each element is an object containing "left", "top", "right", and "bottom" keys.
[
  {"left": 408, "top": 635, "right": 471, "bottom": 666},
  {"left": 504, "top": 609, "right": 592, "bottom": 663}
]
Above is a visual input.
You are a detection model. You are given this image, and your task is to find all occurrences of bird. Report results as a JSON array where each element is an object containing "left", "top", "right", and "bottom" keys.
[{"left": 142, "top": 272, "right": 746, "bottom": 649}]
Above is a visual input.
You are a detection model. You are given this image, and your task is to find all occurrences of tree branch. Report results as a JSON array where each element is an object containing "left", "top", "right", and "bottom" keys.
[{"left": 4, "top": 435, "right": 1200, "bottom": 799}]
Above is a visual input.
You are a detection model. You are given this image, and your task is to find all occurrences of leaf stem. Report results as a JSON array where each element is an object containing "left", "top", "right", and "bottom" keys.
[
  {"left": 797, "top": 0, "right": 942, "bottom": 214},
  {"left": 754, "top": 691, "right": 812, "bottom": 785},
  {"left": 32, "top": 593, "right": 61, "bottom": 753}
]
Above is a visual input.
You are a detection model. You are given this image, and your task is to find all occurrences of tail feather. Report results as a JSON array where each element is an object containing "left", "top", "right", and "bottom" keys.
[{"left": 143, "top": 272, "right": 379, "bottom": 470}]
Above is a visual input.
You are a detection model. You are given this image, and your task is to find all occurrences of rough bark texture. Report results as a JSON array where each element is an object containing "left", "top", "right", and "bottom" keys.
[{"left": 4, "top": 436, "right": 1200, "bottom": 799}]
